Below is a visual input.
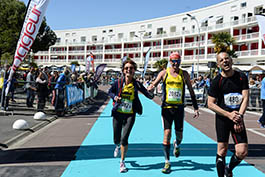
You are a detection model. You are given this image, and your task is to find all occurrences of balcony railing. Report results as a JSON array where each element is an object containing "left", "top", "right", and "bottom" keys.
[
  {"left": 90, "top": 49, "right": 103, "bottom": 54},
  {"left": 37, "top": 51, "right": 49, "bottom": 55},
  {"left": 94, "top": 59, "right": 103, "bottom": 63},
  {"left": 124, "top": 47, "right": 141, "bottom": 52},
  {"left": 184, "top": 41, "right": 205, "bottom": 48},
  {"left": 262, "top": 49, "right": 265, "bottom": 55},
  {"left": 104, "top": 48, "right": 122, "bottom": 53},
  {"left": 163, "top": 43, "right": 182, "bottom": 49},
  {"left": 236, "top": 49, "right": 259, "bottom": 57},
  {"left": 234, "top": 32, "right": 259, "bottom": 41},
  {"left": 104, "top": 59, "right": 121, "bottom": 63},
  {"left": 50, "top": 51, "right": 67, "bottom": 54},
  {"left": 68, "top": 50, "right": 85, "bottom": 54}
]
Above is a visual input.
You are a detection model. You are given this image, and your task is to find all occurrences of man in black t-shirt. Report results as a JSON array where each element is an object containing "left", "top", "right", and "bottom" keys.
[{"left": 208, "top": 52, "right": 249, "bottom": 177}]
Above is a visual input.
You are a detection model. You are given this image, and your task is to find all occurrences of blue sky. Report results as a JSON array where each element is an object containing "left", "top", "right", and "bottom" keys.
[{"left": 21, "top": 0, "right": 227, "bottom": 30}]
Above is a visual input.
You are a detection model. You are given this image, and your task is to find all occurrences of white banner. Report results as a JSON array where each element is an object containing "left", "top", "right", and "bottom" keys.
[
  {"left": 6, "top": 0, "right": 50, "bottom": 96},
  {"left": 256, "top": 14, "right": 265, "bottom": 43},
  {"left": 10, "top": 0, "right": 50, "bottom": 77},
  {"left": 142, "top": 47, "right": 151, "bottom": 78}
]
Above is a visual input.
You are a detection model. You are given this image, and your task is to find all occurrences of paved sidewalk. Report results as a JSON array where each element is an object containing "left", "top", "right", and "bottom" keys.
[
  {"left": 0, "top": 98, "right": 56, "bottom": 148},
  {"left": 0, "top": 91, "right": 95, "bottom": 148}
]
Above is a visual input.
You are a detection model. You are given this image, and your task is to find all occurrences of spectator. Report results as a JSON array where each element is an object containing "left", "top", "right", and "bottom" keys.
[
  {"left": 258, "top": 77, "right": 265, "bottom": 128},
  {"left": 1, "top": 65, "right": 11, "bottom": 111},
  {"left": 26, "top": 66, "right": 37, "bottom": 108},
  {"left": 249, "top": 78, "right": 256, "bottom": 88},
  {"left": 197, "top": 75, "right": 205, "bottom": 88},
  {"left": 36, "top": 72, "right": 49, "bottom": 112},
  {"left": 54, "top": 68, "right": 70, "bottom": 116}
]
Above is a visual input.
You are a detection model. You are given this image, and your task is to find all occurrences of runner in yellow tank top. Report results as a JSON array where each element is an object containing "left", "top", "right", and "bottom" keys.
[
  {"left": 164, "top": 67, "right": 185, "bottom": 106},
  {"left": 117, "top": 83, "right": 135, "bottom": 114},
  {"left": 148, "top": 52, "right": 199, "bottom": 174}
]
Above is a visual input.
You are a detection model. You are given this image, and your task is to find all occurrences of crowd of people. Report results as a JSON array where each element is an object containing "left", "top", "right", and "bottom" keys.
[{"left": 0, "top": 65, "right": 94, "bottom": 115}]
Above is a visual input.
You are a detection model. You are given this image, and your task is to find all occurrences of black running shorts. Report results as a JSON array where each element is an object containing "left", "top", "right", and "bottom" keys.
[
  {"left": 162, "top": 106, "right": 184, "bottom": 131},
  {"left": 216, "top": 116, "right": 248, "bottom": 144}
]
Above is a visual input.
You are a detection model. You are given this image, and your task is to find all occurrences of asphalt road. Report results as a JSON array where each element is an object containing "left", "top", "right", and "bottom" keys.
[{"left": 0, "top": 85, "right": 264, "bottom": 177}]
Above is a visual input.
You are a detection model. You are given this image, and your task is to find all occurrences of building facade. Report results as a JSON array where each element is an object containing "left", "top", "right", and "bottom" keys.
[{"left": 35, "top": 0, "right": 265, "bottom": 72}]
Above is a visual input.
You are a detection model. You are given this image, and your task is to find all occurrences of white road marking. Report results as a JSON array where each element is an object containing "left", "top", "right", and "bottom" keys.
[
  {"left": 246, "top": 111, "right": 262, "bottom": 116},
  {"left": 247, "top": 128, "right": 265, "bottom": 138},
  {"left": 200, "top": 107, "right": 215, "bottom": 114},
  {"left": 185, "top": 107, "right": 194, "bottom": 114}
]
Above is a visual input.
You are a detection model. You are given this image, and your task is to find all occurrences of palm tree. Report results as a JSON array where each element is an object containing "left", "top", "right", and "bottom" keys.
[
  {"left": 154, "top": 58, "right": 168, "bottom": 71},
  {"left": 70, "top": 61, "right": 80, "bottom": 66},
  {"left": 211, "top": 32, "right": 237, "bottom": 58}
]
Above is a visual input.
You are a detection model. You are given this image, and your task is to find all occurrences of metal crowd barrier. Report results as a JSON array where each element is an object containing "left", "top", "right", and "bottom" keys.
[
  {"left": 153, "top": 84, "right": 262, "bottom": 111},
  {"left": 0, "top": 79, "right": 98, "bottom": 115},
  {"left": 248, "top": 87, "right": 262, "bottom": 111}
]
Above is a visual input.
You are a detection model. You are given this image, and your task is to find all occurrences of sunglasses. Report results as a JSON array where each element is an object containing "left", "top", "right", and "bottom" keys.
[
  {"left": 170, "top": 59, "right": 181, "bottom": 65},
  {"left": 124, "top": 66, "right": 134, "bottom": 70}
]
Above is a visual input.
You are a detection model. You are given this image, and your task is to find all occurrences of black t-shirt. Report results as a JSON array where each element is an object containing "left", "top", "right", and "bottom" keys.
[{"left": 208, "top": 70, "right": 249, "bottom": 114}]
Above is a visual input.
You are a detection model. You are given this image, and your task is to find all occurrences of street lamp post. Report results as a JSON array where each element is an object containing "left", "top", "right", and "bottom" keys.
[
  {"left": 186, "top": 14, "right": 201, "bottom": 78},
  {"left": 135, "top": 31, "right": 145, "bottom": 69},
  {"left": 186, "top": 14, "right": 213, "bottom": 78}
]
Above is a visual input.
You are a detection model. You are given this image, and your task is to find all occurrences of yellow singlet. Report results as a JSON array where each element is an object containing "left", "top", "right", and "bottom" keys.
[
  {"left": 163, "top": 68, "right": 185, "bottom": 107},
  {"left": 117, "top": 83, "right": 135, "bottom": 114}
]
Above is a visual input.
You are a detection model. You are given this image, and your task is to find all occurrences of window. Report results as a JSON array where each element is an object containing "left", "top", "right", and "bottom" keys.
[
  {"left": 109, "top": 29, "right": 113, "bottom": 33},
  {"left": 147, "top": 24, "right": 152, "bottom": 29},
  {"left": 254, "top": 6, "right": 264, "bottom": 15},
  {"left": 201, "top": 20, "right": 209, "bottom": 27},
  {"left": 182, "top": 27, "right": 185, "bottom": 31},
  {"left": 140, "top": 25, "right": 145, "bottom": 30},
  {"left": 240, "top": 2, "right": 247, "bottom": 9},
  {"left": 170, "top": 26, "right": 176, "bottom": 33},
  {"left": 230, "top": 16, "right": 239, "bottom": 21},
  {"left": 118, "top": 33, "right": 124, "bottom": 39},
  {"left": 73, "top": 39, "right": 76, "bottom": 43},
  {"left": 65, "top": 33, "right": 70, "bottom": 37},
  {"left": 72, "top": 32, "right": 76, "bottom": 36},
  {"left": 157, "top": 28, "right": 163, "bottom": 34},
  {"left": 81, "top": 36, "right": 86, "bottom": 42},
  {"left": 182, "top": 17, "right": 188, "bottom": 23},
  {"left": 130, "top": 31, "right": 135, "bottom": 38},
  {"left": 231, "top": 5, "right": 237, "bottom": 12},
  {"left": 92, "top": 35, "right": 97, "bottom": 42},
  {"left": 216, "top": 16, "right": 223, "bottom": 24},
  {"left": 65, "top": 39, "right": 68, "bottom": 43},
  {"left": 102, "top": 30, "right": 106, "bottom": 33}
]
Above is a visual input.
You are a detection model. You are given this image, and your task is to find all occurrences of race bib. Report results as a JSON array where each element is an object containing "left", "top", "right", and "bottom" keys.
[
  {"left": 168, "top": 88, "right": 182, "bottom": 102},
  {"left": 117, "top": 99, "right": 133, "bottom": 113},
  {"left": 224, "top": 93, "right": 243, "bottom": 109}
]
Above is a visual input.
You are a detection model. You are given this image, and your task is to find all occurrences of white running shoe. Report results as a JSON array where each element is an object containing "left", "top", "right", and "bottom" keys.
[
  {"left": 173, "top": 140, "right": 180, "bottom": 157},
  {"left": 114, "top": 145, "right": 120, "bottom": 158},
  {"left": 120, "top": 161, "right": 128, "bottom": 173}
]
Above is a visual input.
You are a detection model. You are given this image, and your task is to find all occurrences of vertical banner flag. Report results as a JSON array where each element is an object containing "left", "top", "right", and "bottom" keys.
[
  {"left": 71, "top": 64, "right": 76, "bottom": 73},
  {"left": 86, "top": 52, "right": 94, "bottom": 73},
  {"left": 86, "top": 55, "right": 91, "bottom": 73},
  {"left": 191, "top": 64, "right": 194, "bottom": 80},
  {"left": 122, "top": 56, "right": 127, "bottom": 63},
  {"left": 256, "top": 14, "right": 265, "bottom": 43},
  {"left": 142, "top": 48, "right": 151, "bottom": 78},
  {"left": 6, "top": 0, "right": 50, "bottom": 95},
  {"left": 94, "top": 64, "right": 107, "bottom": 82}
]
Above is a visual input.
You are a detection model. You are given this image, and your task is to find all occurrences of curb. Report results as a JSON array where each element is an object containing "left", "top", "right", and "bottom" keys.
[{"left": 3, "top": 115, "right": 58, "bottom": 148}]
